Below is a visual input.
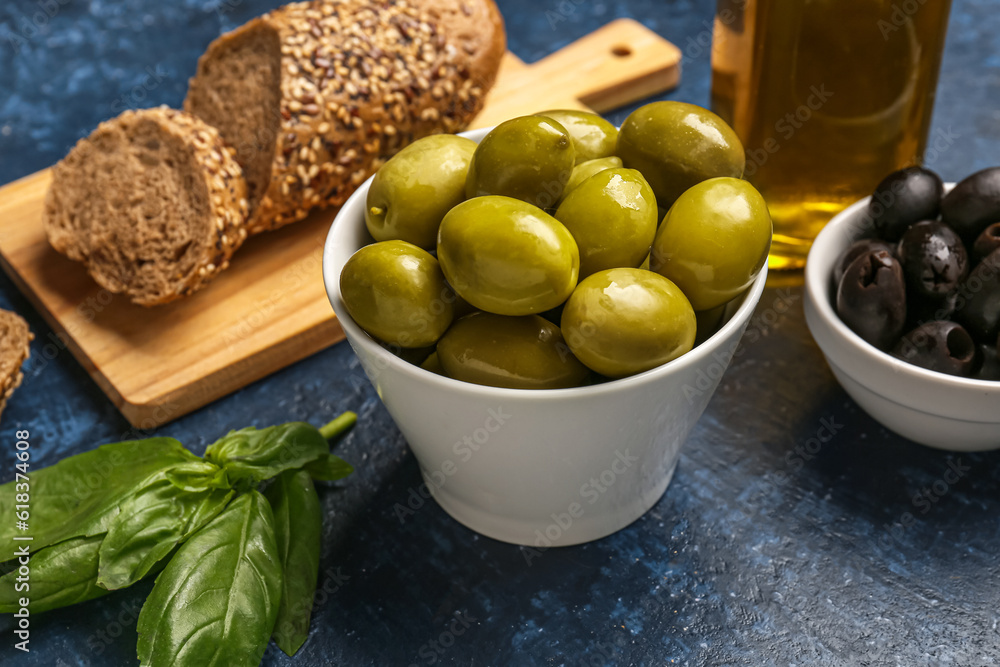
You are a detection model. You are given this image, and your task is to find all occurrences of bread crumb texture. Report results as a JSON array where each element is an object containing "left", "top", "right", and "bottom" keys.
[
  {"left": 186, "top": 0, "right": 505, "bottom": 233},
  {"left": 0, "top": 309, "right": 32, "bottom": 423},
  {"left": 43, "top": 107, "right": 250, "bottom": 306}
]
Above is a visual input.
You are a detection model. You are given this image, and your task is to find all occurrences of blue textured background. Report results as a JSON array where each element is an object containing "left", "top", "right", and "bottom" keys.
[{"left": 2, "top": 0, "right": 1000, "bottom": 665}]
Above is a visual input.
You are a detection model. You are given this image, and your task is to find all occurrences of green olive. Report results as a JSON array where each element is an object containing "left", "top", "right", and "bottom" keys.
[
  {"left": 465, "top": 116, "right": 575, "bottom": 209},
  {"left": 436, "top": 312, "right": 590, "bottom": 389},
  {"left": 555, "top": 168, "right": 658, "bottom": 278},
  {"left": 365, "top": 135, "right": 477, "bottom": 249},
  {"left": 694, "top": 303, "right": 728, "bottom": 346},
  {"left": 420, "top": 351, "right": 446, "bottom": 376},
  {"left": 536, "top": 110, "right": 618, "bottom": 163},
  {"left": 437, "top": 196, "right": 580, "bottom": 316},
  {"left": 650, "top": 177, "right": 771, "bottom": 311},
  {"left": 559, "top": 156, "right": 623, "bottom": 204},
  {"left": 561, "top": 268, "right": 696, "bottom": 377},
  {"left": 340, "top": 240, "right": 455, "bottom": 347},
  {"left": 387, "top": 343, "right": 436, "bottom": 366},
  {"left": 616, "top": 101, "right": 745, "bottom": 207}
]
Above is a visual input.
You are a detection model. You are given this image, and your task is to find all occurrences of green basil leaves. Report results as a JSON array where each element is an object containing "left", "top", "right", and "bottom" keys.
[
  {"left": 0, "top": 535, "right": 109, "bottom": 614},
  {"left": 265, "top": 470, "right": 322, "bottom": 656},
  {"left": 137, "top": 491, "right": 283, "bottom": 667},
  {"left": 205, "top": 422, "right": 331, "bottom": 485},
  {"left": 0, "top": 438, "right": 197, "bottom": 562},
  {"left": 0, "top": 413, "right": 357, "bottom": 666},
  {"left": 98, "top": 478, "right": 233, "bottom": 590}
]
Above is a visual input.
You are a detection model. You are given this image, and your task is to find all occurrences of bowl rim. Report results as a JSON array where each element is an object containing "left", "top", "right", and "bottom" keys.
[
  {"left": 804, "top": 183, "right": 1000, "bottom": 393},
  {"left": 322, "top": 127, "right": 769, "bottom": 401}
]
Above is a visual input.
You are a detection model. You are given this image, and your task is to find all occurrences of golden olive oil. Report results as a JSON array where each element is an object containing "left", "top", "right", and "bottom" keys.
[{"left": 711, "top": 0, "right": 951, "bottom": 269}]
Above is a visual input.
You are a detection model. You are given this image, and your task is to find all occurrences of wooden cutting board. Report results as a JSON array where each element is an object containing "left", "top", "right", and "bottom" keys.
[{"left": 0, "top": 18, "right": 681, "bottom": 428}]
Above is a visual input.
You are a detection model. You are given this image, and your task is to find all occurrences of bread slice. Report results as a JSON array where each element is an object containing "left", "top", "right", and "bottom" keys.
[
  {"left": 185, "top": 0, "right": 505, "bottom": 234},
  {"left": 43, "top": 107, "right": 250, "bottom": 306},
  {"left": 0, "top": 309, "right": 32, "bottom": 423}
]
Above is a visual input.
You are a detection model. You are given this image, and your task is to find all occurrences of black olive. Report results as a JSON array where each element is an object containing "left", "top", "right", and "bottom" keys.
[
  {"left": 973, "top": 341, "right": 1000, "bottom": 381},
  {"left": 907, "top": 291, "right": 958, "bottom": 329},
  {"left": 953, "top": 248, "right": 1000, "bottom": 344},
  {"left": 897, "top": 220, "right": 968, "bottom": 299},
  {"left": 836, "top": 250, "right": 907, "bottom": 350},
  {"left": 891, "top": 321, "right": 976, "bottom": 377},
  {"left": 867, "top": 167, "right": 943, "bottom": 242},
  {"left": 941, "top": 167, "right": 1000, "bottom": 243},
  {"left": 833, "top": 238, "right": 896, "bottom": 286},
  {"left": 973, "top": 222, "right": 1000, "bottom": 263}
]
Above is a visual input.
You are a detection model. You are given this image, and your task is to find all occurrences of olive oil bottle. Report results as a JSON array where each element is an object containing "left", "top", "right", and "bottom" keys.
[{"left": 711, "top": 0, "right": 951, "bottom": 269}]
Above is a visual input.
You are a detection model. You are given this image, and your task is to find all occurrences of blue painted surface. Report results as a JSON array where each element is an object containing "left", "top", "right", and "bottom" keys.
[{"left": 1, "top": 0, "right": 999, "bottom": 664}]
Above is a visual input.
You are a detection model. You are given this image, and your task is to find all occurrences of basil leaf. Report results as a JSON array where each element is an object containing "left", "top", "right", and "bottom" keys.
[
  {"left": 137, "top": 491, "right": 283, "bottom": 667},
  {"left": 265, "top": 470, "right": 322, "bottom": 656},
  {"left": 0, "top": 438, "right": 198, "bottom": 562},
  {"left": 0, "top": 535, "right": 109, "bottom": 614},
  {"left": 205, "top": 422, "right": 329, "bottom": 485},
  {"left": 165, "top": 461, "right": 230, "bottom": 492},
  {"left": 98, "top": 478, "right": 233, "bottom": 590},
  {"left": 304, "top": 454, "right": 354, "bottom": 482}
]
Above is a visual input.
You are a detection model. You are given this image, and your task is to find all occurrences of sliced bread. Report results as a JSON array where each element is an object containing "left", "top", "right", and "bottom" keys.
[
  {"left": 0, "top": 309, "right": 32, "bottom": 423},
  {"left": 185, "top": 0, "right": 505, "bottom": 234},
  {"left": 43, "top": 107, "right": 250, "bottom": 306}
]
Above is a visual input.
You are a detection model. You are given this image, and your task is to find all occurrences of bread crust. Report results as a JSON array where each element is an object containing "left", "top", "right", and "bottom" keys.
[
  {"left": 43, "top": 107, "right": 250, "bottom": 306},
  {"left": 186, "top": 0, "right": 505, "bottom": 234},
  {"left": 0, "top": 309, "right": 32, "bottom": 423}
]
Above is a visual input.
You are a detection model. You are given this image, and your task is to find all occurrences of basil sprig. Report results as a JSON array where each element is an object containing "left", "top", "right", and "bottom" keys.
[
  {"left": 265, "top": 470, "right": 322, "bottom": 656},
  {"left": 0, "top": 413, "right": 356, "bottom": 665}
]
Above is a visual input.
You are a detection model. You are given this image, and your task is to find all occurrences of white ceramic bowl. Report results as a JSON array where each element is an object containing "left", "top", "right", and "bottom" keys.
[
  {"left": 323, "top": 127, "right": 768, "bottom": 545},
  {"left": 803, "top": 186, "right": 1000, "bottom": 452}
]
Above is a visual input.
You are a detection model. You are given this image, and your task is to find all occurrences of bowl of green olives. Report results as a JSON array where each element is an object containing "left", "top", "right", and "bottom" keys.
[
  {"left": 323, "top": 105, "right": 770, "bottom": 545},
  {"left": 804, "top": 169, "right": 1000, "bottom": 452}
]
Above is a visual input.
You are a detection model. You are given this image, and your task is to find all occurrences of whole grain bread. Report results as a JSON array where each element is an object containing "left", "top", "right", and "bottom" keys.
[
  {"left": 0, "top": 309, "right": 32, "bottom": 423},
  {"left": 185, "top": 0, "right": 505, "bottom": 234},
  {"left": 43, "top": 107, "right": 250, "bottom": 306}
]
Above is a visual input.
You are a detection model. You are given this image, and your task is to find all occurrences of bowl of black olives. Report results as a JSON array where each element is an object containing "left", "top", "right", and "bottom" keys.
[
  {"left": 324, "top": 105, "right": 771, "bottom": 545},
  {"left": 804, "top": 167, "right": 1000, "bottom": 451}
]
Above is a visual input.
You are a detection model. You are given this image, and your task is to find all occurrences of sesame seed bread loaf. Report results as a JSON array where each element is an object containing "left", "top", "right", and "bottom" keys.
[
  {"left": 185, "top": 0, "right": 505, "bottom": 234},
  {"left": 0, "top": 309, "right": 32, "bottom": 423},
  {"left": 43, "top": 107, "right": 250, "bottom": 306}
]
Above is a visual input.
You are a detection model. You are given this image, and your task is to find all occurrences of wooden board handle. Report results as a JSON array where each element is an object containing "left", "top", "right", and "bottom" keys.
[
  {"left": 472, "top": 18, "right": 681, "bottom": 128},
  {"left": 533, "top": 18, "right": 682, "bottom": 112}
]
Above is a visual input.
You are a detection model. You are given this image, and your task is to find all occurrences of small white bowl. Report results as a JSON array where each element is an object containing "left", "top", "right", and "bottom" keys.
[
  {"left": 803, "top": 187, "right": 1000, "bottom": 452},
  {"left": 323, "top": 127, "right": 768, "bottom": 546}
]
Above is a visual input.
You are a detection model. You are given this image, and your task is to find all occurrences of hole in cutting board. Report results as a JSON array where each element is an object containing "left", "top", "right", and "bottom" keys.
[{"left": 611, "top": 45, "right": 632, "bottom": 57}]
